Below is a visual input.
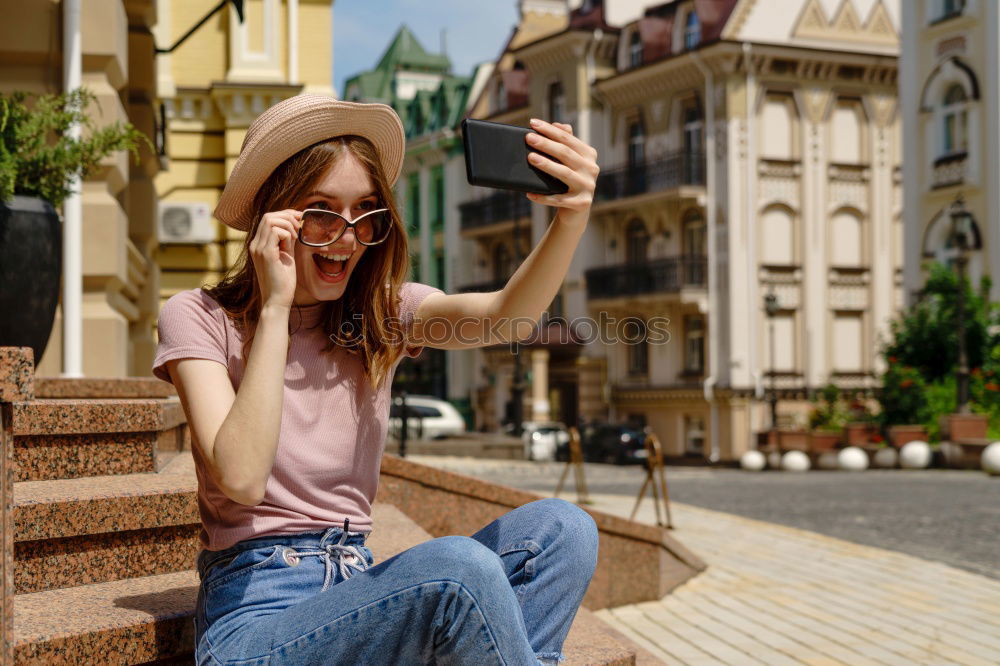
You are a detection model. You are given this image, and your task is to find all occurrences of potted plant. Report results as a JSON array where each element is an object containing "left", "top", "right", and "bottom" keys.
[
  {"left": 0, "top": 88, "right": 149, "bottom": 364},
  {"left": 807, "top": 383, "right": 847, "bottom": 452},
  {"left": 879, "top": 362, "right": 930, "bottom": 447},
  {"left": 844, "top": 396, "right": 879, "bottom": 446}
]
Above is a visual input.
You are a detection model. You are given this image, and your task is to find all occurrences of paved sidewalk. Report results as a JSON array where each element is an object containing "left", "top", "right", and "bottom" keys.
[
  {"left": 409, "top": 458, "right": 1000, "bottom": 665},
  {"left": 589, "top": 494, "right": 1000, "bottom": 665}
]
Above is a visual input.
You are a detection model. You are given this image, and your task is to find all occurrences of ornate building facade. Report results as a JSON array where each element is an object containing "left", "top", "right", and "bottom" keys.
[
  {"left": 900, "top": 0, "right": 999, "bottom": 303},
  {"left": 461, "top": 0, "right": 903, "bottom": 459}
]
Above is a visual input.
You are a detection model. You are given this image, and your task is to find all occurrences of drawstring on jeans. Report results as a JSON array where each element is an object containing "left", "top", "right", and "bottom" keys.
[{"left": 284, "top": 518, "right": 369, "bottom": 593}]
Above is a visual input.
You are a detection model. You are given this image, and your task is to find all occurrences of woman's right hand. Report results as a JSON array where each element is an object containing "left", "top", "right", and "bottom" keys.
[{"left": 250, "top": 209, "right": 302, "bottom": 309}]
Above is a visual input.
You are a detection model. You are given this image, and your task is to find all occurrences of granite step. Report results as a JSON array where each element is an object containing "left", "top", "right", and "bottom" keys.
[
  {"left": 12, "top": 505, "right": 636, "bottom": 665},
  {"left": 13, "top": 473, "right": 199, "bottom": 594},
  {"left": 11, "top": 399, "right": 188, "bottom": 481}
]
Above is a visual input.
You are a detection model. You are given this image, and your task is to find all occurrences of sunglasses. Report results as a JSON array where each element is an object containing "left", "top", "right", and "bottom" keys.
[{"left": 297, "top": 207, "right": 393, "bottom": 247}]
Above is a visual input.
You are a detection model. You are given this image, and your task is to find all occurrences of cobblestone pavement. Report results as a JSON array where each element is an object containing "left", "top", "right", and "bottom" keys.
[
  {"left": 409, "top": 456, "right": 1000, "bottom": 665},
  {"left": 407, "top": 457, "right": 999, "bottom": 580}
]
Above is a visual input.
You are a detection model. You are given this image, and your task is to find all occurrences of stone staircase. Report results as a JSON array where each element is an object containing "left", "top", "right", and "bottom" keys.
[{"left": 1, "top": 347, "right": 692, "bottom": 664}]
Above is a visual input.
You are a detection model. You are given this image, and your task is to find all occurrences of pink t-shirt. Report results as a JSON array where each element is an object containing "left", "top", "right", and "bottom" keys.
[{"left": 152, "top": 282, "right": 444, "bottom": 551}]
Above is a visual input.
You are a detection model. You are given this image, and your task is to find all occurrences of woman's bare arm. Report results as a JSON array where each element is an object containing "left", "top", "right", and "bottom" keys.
[{"left": 168, "top": 302, "right": 290, "bottom": 505}]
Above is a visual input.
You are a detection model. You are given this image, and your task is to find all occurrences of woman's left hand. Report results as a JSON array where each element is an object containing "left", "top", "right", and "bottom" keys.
[{"left": 524, "top": 118, "right": 599, "bottom": 219}]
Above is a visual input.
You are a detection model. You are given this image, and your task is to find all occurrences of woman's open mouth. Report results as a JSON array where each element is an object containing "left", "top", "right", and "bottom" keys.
[{"left": 313, "top": 251, "right": 352, "bottom": 282}]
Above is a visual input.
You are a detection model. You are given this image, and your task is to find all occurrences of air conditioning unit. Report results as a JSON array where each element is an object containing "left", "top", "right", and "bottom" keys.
[{"left": 158, "top": 202, "right": 215, "bottom": 244}]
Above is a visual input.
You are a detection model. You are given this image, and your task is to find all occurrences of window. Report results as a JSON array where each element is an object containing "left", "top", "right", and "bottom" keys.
[
  {"left": 684, "top": 315, "right": 705, "bottom": 374},
  {"left": 685, "top": 416, "right": 705, "bottom": 455},
  {"left": 830, "top": 210, "right": 863, "bottom": 266},
  {"left": 430, "top": 165, "right": 444, "bottom": 232},
  {"left": 830, "top": 101, "right": 863, "bottom": 164},
  {"left": 684, "top": 10, "right": 701, "bottom": 50},
  {"left": 760, "top": 95, "right": 794, "bottom": 160},
  {"left": 548, "top": 81, "right": 565, "bottom": 124},
  {"left": 434, "top": 252, "right": 445, "bottom": 290},
  {"left": 683, "top": 211, "right": 706, "bottom": 284},
  {"left": 682, "top": 101, "right": 704, "bottom": 183},
  {"left": 626, "top": 219, "right": 649, "bottom": 264},
  {"left": 629, "top": 30, "right": 643, "bottom": 69},
  {"left": 627, "top": 319, "right": 649, "bottom": 376},
  {"left": 936, "top": 0, "right": 966, "bottom": 21},
  {"left": 628, "top": 119, "right": 645, "bottom": 168},
  {"left": 760, "top": 207, "right": 795, "bottom": 265},
  {"left": 832, "top": 314, "right": 863, "bottom": 372},
  {"left": 942, "top": 84, "right": 969, "bottom": 155}
]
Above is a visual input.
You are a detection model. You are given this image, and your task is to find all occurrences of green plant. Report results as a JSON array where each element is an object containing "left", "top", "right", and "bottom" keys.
[
  {"left": 808, "top": 382, "right": 849, "bottom": 431},
  {"left": 0, "top": 88, "right": 150, "bottom": 208},
  {"left": 878, "top": 364, "right": 930, "bottom": 429}
]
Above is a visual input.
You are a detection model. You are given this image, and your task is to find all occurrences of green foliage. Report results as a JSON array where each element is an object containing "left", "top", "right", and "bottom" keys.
[
  {"left": 0, "top": 88, "right": 151, "bottom": 208},
  {"left": 879, "top": 262, "right": 1000, "bottom": 440},
  {"left": 882, "top": 263, "right": 992, "bottom": 383},
  {"left": 878, "top": 364, "right": 930, "bottom": 429},
  {"left": 808, "top": 382, "right": 850, "bottom": 431}
]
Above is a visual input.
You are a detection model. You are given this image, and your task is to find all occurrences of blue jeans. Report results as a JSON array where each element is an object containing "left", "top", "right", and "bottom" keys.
[{"left": 193, "top": 498, "right": 599, "bottom": 665}]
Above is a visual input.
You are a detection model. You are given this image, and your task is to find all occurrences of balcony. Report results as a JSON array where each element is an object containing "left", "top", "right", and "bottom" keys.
[
  {"left": 585, "top": 256, "right": 706, "bottom": 300},
  {"left": 459, "top": 191, "right": 531, "bottom": 234},
  {"left": 932, "top": 152, "right": 967, "bottom": 189},
  {"left": 595, "top": 152, "right": 705, "bottom": 203}
]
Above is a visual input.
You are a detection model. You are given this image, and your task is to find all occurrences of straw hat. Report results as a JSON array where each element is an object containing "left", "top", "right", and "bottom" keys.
[{"left": 214, "top": 94, "right": 405, "bottom": 231}]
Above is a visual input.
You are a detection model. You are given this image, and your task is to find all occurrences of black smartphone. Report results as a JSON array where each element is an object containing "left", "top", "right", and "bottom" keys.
[{"left": 461, "top": 118, "right": 569, "bottom": 195}]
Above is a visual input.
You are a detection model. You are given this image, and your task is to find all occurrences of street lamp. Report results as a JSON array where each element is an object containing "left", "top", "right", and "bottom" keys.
[
  {"left": 764, "top": 286, "right": 780, "bottom": 432},
  {"left": 947, "top": 195, "right": 979, "bottom": 414}
]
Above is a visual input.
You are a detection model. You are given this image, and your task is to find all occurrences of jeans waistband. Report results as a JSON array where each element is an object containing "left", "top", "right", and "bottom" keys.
[{"left": 198, "top": 526, "right": 369, "bottom": 576}]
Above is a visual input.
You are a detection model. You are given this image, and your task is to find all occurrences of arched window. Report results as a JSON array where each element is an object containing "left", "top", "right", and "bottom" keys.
[
  {"left": 684, "top": 10, "right": 701, "bottom": 50},
  {"left": 629, "top": 30, "right": 643, "bottom": 69},
  {"left": 626, "top": 219, "right": 649, "bottom": 264},
  {"left": 830, "top": 210, "right": 863, "bottom": 266},
  {"left": 548, "top": 80, "right": 565, "bottom": 125},
  {"left": 760, "top": 207, "right": 795, "bottom": 265},
  {"left": 942, "top": 83, "right": 968, "bottom": 155}
]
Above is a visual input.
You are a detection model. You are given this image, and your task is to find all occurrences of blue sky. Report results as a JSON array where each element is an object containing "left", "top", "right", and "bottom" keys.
[{"left": 333, "top": 0, "right": 520, "bottom": 96}]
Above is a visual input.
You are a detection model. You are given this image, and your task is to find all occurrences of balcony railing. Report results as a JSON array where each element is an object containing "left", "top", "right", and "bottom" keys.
[
  {"left": 585, "top": 256, "right": 706, "bottom": 299},
  {"left": 595, "top": 152, "right": 705, "bottom": 202},
  {"left": 459, "top": 191, "right": 531, "bottom": 232},
  {"left": 932, "top": 151, "right": 967, "bottom": 189}
]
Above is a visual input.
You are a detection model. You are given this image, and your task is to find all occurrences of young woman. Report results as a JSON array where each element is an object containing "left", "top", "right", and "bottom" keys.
[{"left": 153, "top": 94, "right": 601, "bottom": 665}]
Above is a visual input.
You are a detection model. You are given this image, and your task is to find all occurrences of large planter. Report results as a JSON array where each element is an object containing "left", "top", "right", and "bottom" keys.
[
  {"left": 777, "top": 428, "right": 810, "bottom": 452},
  {"left": 888, "top": 425, "right": 928, "bottom": 448},
  {"left": 0, "top": 196, "right": 61, "bottom": 364},
  {"left": 845, "top": 422, "right": 876, "bottom": 447},
  {"left": 809, "top": 430, "right": 841, "bottom": 452},
  {"left": 945, "top": 413, "right": 988, "bottom": 441}
]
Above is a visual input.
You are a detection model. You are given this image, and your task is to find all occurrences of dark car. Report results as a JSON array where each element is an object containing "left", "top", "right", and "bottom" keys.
[{"left": 556, "top": 423, "right": 648, "bottom": 465}]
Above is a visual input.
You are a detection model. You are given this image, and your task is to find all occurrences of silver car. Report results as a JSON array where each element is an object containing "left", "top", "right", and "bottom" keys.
[
  {"left": 522, "top": 421, "right": 571, "bottom": 462},
  {"left": 388, "top": 395, "right": 467, "bottom": 440}
]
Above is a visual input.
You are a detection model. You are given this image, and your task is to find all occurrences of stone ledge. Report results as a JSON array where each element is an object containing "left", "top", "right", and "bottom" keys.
[
  {"left": 34, "top": 378, "right": 176, "bottom": 400},
  {"left": 10, "top": 399, "right": 184, "bottom": 436},
  {"left": 0, "top": 348, "right": 33, "bottom": 403}
]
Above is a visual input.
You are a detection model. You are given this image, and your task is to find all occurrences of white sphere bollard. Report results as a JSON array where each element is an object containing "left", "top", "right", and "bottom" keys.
[
  {"left": 781, "top": 450, "right": 811, "bottom": 472},
  {"left": 982, "top": 442, "right": 1000, "bottom": 476},
  {"left": 838, "top": 446, "right": 869, "bottom": 471},
  {"left": 872, "top": 447, "right": 899, "bottom": 469},
  {"left": 741, "top": 450, "right": 767, "bottom": 471},
  {"left": 900, "top": 440, "right": 932, "bottom": 469}
]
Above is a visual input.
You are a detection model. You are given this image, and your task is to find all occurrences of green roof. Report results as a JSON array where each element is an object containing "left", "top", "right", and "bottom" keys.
[{"left": 342, "top": 25, "right": 451, "bottom": 101}]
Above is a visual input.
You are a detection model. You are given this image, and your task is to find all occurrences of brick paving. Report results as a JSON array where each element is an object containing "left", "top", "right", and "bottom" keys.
[{"left": 411, "top": 457, "right": 1000, "bottom": 665}]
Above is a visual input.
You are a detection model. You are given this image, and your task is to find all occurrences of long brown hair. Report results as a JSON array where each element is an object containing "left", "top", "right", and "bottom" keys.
[{"left": 205, "top": 135, "right": 411, "bottom": 391}]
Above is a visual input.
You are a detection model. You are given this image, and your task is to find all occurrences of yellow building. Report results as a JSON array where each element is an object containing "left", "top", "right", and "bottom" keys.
[
  {"left": 0, "top": 0, "right": 161, "bottom": 377},
  {"left": 154, "top": 0, "right": 334, "bottom": 305},
  {"left": 464, "top": 0, "right": 903, "bottom": 460}
]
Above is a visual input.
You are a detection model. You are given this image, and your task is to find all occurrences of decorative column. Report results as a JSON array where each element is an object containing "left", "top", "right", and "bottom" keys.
[{"left": 530, "top": 348, "right": 551, "bottom": 422}]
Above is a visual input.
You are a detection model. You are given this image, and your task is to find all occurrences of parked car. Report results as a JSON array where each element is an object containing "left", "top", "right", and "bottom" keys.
[
  {"left": 388, "top": 395, "right": 466, "bottom": 440},
  {"left": 522, "top": 421, "right": 571, "bottom": 462},
  {"left": 557, "top": 423, "right": 648, "bottom": 465}
]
